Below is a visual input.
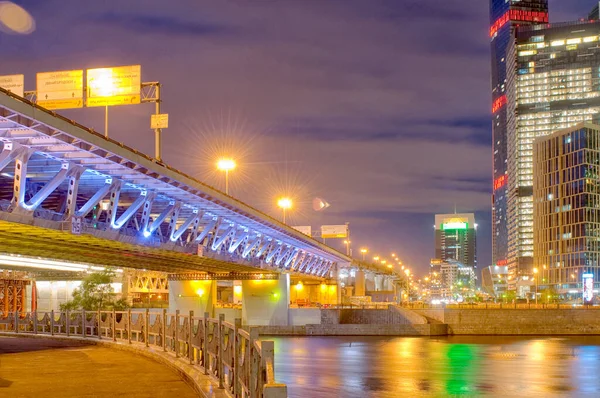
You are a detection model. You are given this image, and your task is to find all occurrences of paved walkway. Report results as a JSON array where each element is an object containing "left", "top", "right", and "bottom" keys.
[{"left": 0, "top": 337, "right": 198, "bottom": 397}]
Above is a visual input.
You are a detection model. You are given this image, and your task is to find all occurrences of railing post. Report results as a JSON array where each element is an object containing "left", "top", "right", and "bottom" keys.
[
  {"left": 82, "top": 309, "right": 86, "bottom": 338},
  {"left": 234, "top": 318, "right": 242, "bottom": 398},
  {"left": 261, "top": 340, "right": 274, "bottom": 394},
  {"left": 97, "top": 309, "right": 101, "bottom": 339},
  {"left": 14, "top": 311, "right": 18, "bottom": 333},
  {"left": 162, "top": 309, "right": 167, "bottom": 352},
  {"left": 218, "top": 313, "right": 224, "bottom": 389},
  {"left": 112, "top": 309, "right": 117, "bottom": 342},
  {"left": 189, "top": 311, "right": 194, "bottom": 364},
  {"left": 66, "top": 310, "right": 70, "bottom": 337},
  {"left": 145, "top": 309, "right": 150, "bottom": 347},
  {"left": 175, "top": 309, "right": 180, "bottom": 357},
  {"left": 250, "top": 328, "right": 259, "bottom": 398},
  {"left": 33, "top": 310, "right": 38, "bottom": 334},
  {"left": 127, "top": 309, "right": 132, "bottom": 344},
  {"left": 203, "top": 312, "right": 209, "bottom": 375},
  {"left": 51, "top": 310, "right": 55, "bottom": 336}
]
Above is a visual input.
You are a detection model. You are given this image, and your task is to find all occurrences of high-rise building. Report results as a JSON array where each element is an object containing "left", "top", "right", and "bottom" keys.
[
  {"left": 481, "top": 265, "right": 508, "bottom": 298},
  {"left": 489, "top": 1, "right": 548, "bottom": 267},
  {"left": 434, "top": 213, "right": 477, "bottom": 269},
  {"left": 506, "top": 19, "right": 600, "bottom": 290},
  {"left": 533, "top": 123, "right": 600, "bottom": 299}
]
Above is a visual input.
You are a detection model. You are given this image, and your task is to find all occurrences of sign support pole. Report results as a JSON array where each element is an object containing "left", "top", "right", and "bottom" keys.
[
  {"left": 154, "top": 83, "right": 162, "bottom": 162},
  {"left": 104, "top": 105, "right": 108, "bottom": 138}
]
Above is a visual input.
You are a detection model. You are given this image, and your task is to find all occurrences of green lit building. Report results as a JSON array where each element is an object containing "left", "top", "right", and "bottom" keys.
[{"left": 434, "top": 213, "right": 477, "bottom": 270}]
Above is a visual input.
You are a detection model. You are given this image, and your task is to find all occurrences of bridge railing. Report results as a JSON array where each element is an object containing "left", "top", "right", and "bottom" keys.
[
  {"left": 401, "top": 302, "right": 600, "bottom": 310},
  {"left": 0, "top": 309, "right": 287, "bottom": 398}
]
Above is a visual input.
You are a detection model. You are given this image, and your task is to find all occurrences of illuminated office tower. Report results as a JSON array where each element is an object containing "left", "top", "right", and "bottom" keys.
[
  {"left": 533, "top": 124, "right": 600, "bottom": 299},
  {"left": 506, "top": 20, "right": 600, "bottom": 289},
  {"left": 434, "top": 214, "right": 477, "bottom": 269},
  {"left": 489, "top": 0, "right": 548, "bottom": 268}
]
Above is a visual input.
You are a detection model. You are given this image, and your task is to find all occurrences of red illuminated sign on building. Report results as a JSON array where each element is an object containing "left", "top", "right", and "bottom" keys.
[
  {"left": 490, "top": 10, "right": 549, "bottom": 37},
  {"left": 492, "top": 95, "right": 507, "bottom": 113},
  {"left": 494, "top": 175, "right": 507, "bottom": 190},
  {"left": 496, "top": 259, "right": 508, "bottom": 266}
]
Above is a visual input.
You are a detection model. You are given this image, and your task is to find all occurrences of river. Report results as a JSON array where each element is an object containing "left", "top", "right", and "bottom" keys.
[{"left": 269, "top": 335, "right": 600, "bottom": 397}]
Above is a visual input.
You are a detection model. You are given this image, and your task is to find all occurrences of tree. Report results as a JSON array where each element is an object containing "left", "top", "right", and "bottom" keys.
[{"left": 60, "top": 269, "right": 128, "bottom": 311}]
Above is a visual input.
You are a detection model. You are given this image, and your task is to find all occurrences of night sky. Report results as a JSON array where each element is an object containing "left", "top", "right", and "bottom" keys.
[{"left": 0, "top": 1, "right": 593, "bottom": 277}]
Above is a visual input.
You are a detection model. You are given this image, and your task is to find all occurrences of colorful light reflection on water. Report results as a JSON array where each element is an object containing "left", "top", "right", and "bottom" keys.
[{"left": 268, "top": 335, "right": 600, "bottom": 397}]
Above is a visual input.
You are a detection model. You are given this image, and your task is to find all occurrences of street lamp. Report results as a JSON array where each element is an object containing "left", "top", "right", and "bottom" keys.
[
  {"left": 360, "top": 248, "right": 368, "bottom": 261},
  {"left": 373, "top": 256, "right": 380, "bottom": 262},
  {"left": 277, "top": 197, "right": 293, "bottom": 223},
  {"left": 216, "top": 158, "right": 236, "bottom": 195},
  {"left": 533, "top": 267, "right": 538, "bottom": 305}
]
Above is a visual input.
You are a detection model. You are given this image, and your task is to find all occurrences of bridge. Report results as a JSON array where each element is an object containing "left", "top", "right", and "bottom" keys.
[{"left": 0, "top": 87, "right": 402, "bottom": 316}]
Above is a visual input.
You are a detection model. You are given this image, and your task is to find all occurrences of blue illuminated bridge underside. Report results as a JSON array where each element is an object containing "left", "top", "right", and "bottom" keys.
[{"left": 0, "top": 88, "right": 350, "bottom": 276}]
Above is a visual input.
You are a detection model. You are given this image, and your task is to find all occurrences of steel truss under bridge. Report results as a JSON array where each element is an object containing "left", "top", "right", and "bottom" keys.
[{"left": 0, "top": 88, "right": 349, "bottom": 276}]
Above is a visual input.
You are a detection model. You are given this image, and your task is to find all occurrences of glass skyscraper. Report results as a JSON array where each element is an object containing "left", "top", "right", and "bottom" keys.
[
  {"left": 489, "top": 0, "right": 548, "bottom": 268},
  {"left": 507, "top": 19, "right": 600, "bottom": 290},
  {"left": 434, "top": 213, "right": 477, "bottom": 269},
  {"left": 533, "top": 124, "right": 600, "bottom": 298}
]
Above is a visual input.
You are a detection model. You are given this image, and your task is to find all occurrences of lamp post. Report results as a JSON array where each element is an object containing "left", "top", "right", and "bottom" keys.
[
  {"left": 216, "top": 158, "right": 236, "bottom": 195},
  {"left": 277, "top": 197, "right": 292, "bottom": 224},
  {"left": 360, "top": 248, "right": 367, "bottom": 261},
  {"left": 533, "top": 267, "right": 539, "bottom": 305}
]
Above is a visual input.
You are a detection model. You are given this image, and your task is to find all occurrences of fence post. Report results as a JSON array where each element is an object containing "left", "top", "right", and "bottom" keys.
[
  {"left": 33, "top": 310, "right": 38, "bottom": 334},
  {"left": 189, "top": 311, "right": 194, "bottom": 364},
  {"left": 127, "top": 309, "right": 132, "bottom": 344},
  {"left": 175, "top": 309, "right": 180, "bottom": 357},
  {"left": 218, "top": 313, "right": 224, "bottom": 389},
  {"left": 162, "top": 309, "right": 167, "bottom": 352},
  {"left": 112, "top": 310, "right": 117, "bottom": 342},
  {"left": 66, "top": 310, "right": 70, "bottom": 337},
  {"left": 203, "top": 311, "right": 209, "bottom": 375},
  {"left": 145, "top": 309, "right": 150, "bottom": 348},
  {"left": 51, "top": 310, "right": 55, "bottom": 336},
  {"left": 234, "top": 318, "right": 242, "bottom": 398},
  {"left": 250, "top": 328, "right": 259, "bottom": 398},
  {"left": 14, "top": 311, "right": 18, "bottom": 334},
  {"left": 97, "top": 309, "right": 101, "bottom": 339},
  {"left": 82, "top": 309, "right": 86, "bottom": 338}
]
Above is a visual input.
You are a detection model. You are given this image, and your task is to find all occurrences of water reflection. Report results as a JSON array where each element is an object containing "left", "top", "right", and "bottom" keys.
[{"left": 268, "top": 335, "right": 600, "bottom": 397}]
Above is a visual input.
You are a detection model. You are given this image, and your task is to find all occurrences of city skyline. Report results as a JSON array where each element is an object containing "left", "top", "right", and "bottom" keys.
[{"left": 0, "top": 1, "right": 591, "bottom": 276}]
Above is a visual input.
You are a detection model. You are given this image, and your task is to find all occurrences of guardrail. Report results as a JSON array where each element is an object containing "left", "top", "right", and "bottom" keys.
[
  {"left": 328, "top": 304, "right": 392, "bottom": 310},
  {"left": 0, "top": 309, "right": 287, "bottom": 398},
  {"left": 401, "top": 303, "right": 599, "bottom": 310}
]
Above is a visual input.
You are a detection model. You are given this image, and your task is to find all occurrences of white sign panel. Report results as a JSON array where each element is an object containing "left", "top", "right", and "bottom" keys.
[
  {"left": 583, "top": 273, "right": 594, "bottom": 303},
  {"left": 71, "top": 216, "right": 83, "bottom": 235},
  {"left": 321, "top": 224, "right": 348, "bottom": 239},
  {"left": 292, "top": 226, "right": 312, "bottom": 236},
  {"left": 151, "top": 113, "right": 169, "bottom": 129},
  {"left": 0, "top": 74, "right": 24, "bottom": 97},
  {"left": 36, "top": 70, "right": 84, "bottom": 110}
]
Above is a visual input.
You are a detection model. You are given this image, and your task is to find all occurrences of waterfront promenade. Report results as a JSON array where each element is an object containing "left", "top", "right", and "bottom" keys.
[{"left": 0, "top": 337, "right": 197, "bottom": 397}]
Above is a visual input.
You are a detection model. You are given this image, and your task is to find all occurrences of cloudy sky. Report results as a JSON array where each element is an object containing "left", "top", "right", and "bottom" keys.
[{"left": 0, "top": 0, "right": 594, "bottom": 275}]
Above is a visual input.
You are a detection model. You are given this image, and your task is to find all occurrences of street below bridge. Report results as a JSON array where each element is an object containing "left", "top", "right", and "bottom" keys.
[{"left": 0, "top": 336, "right": 197, "bottom": 397}]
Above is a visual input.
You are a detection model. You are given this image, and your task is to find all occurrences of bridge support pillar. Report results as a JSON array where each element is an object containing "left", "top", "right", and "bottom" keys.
[
  {"left": 168, "top": 280, "right": 216, "bottom": 317},
  {"left": 242, "top": 274, "right": 289, "bottom": 326},
  {"left": 374, "top": 275, "right": 385, "bottom": 291},
  {"left": 354, "top": 270, "right": 365, "bottom": 296}
]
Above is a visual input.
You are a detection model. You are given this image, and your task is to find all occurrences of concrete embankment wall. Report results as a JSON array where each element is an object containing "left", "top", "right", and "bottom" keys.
[
  {"left": 413, "top": 308, "right": 600, "bottom": 335},
  {"left": 256, "top": 307, "right": 448, "bottom": 336}
]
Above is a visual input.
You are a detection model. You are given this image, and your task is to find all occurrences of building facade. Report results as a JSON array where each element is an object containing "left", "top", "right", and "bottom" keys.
[
  {"left": 506, "top": 19, "right": 600, "bottom": 290},
  {"left": 533, "top": 124, "right": 600, "bottom": 298},
  {"left": 481, "top": 265, "right": 508, "bottom": 298},
  {"left": 434, "top": 213, "right": 477, "bottom": 269},
  {"left": 489, "top": 0, "right": 549, "bottom": 267}
]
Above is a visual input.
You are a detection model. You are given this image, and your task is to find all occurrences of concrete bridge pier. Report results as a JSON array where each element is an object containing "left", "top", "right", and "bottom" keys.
[
  {"left": 168, "top": 280, "right": 217, "bottom": 316},
  {"left": 354, "top": 270, "right": 366, "bottom": 296},
  {"left": 242, "top": 274, "right": 290, "bottom": 326}
]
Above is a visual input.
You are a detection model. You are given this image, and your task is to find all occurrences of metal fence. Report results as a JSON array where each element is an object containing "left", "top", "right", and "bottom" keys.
[
  {"left": 401, "top": 303, "right": 600, "bottom": 310},
  {"left": 0, "top": 309, "right": 286, "bottom": 398}
]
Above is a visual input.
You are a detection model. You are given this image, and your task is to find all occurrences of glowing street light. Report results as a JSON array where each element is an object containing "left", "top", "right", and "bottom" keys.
[
  {"left": 360, "top": 248, "right": 368, "bottom": 261},
  {"left": 277, "top": 197, "right": 292, "bottom": 224},
  {"left": 373, "top": 256, "right": 380, "bottom": 262},
  {"left": 216, "top": 158, "right": 236, "bottom": 195}
]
